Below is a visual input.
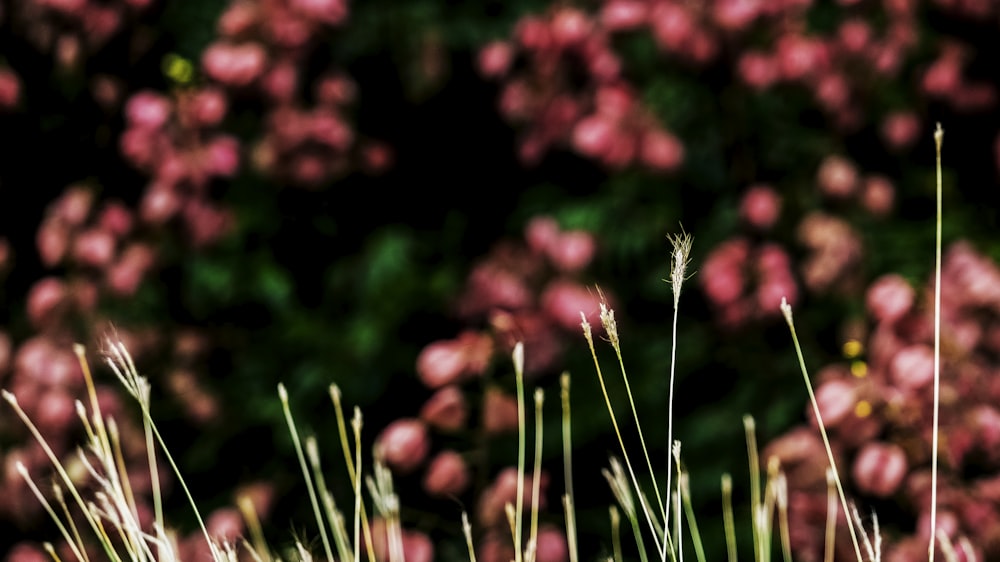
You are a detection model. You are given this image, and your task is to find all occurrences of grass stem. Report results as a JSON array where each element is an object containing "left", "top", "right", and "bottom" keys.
[
  {"left": 929, "top": 123, "right": 944, "bottom": 562},
  {"left": 780, "top": 300, "right": 864, "bottom": 562}
]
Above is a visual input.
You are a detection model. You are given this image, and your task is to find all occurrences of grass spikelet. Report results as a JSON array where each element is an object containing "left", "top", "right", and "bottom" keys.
[
  {"left": 278, "top": 383, "right": 335, "bottom": 562},
  {"left": 583, "top": 311, "right": 664, "bottom": 557}
]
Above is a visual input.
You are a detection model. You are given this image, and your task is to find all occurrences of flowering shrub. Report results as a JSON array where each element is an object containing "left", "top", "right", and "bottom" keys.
[{"left": 4, "top": 0, "right": 1000, "bottom": 561}]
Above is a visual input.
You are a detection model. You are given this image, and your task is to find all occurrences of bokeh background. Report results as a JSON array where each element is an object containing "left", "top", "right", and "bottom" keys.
[{"left": 3, "top": 0, "right": 1000, "bottom": 560}]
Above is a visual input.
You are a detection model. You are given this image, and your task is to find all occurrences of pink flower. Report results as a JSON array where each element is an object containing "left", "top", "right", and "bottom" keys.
[
  {"left": 853, "top": 442, "right": 908, "bottom": 497},
  {"left": 204, "top": 135, "right": 241, "bottom": 177},
  {"left": 105, "top": 243, "right": 156, "bottom": 296},
  {"left": 202, "top": 42, "right": 268, "bottom": 87},
  {"left": 739, "top": 184, "right": 781, "bottom": 229},
  {"left": 890, "top": 344, "right": 934, "bottom": 390},
  {"left": 35, "top": 388, "right": 76, "bottom": 434},
  {"left": 816, "top": 155, "right": 858, "bottom": 198},
  {"left": 37, "top": 221, "right": 69, "bottom": 267},
  {"left": 600, "top": 0, "right": 647, "bottom": 31},
  {"left": 572, "top": 115, "right": 616, "bottom": 157},
  {"left": 423, "top": 450, "right": 470, "bottom": 497},
  {"left": 701, "top": 238, "right": 749, "bottom": 306},
  {"left": 416, "top": 332, "right": 493, "bottom": 388},
  {"left": 125, "top": 91, "right": 172, "bottom": 130},
  {"left": 420, "top": 386, "right": 468, "bottom": 432},
  {"left": 289, "top": 0, "right": 348, "bottom": 25},
  {"left": 0, "top": 68, "right": 22, "bottom": 109},
  {"left": 375, "top": 418, "right": 430, "bottom": 473},
  {"left": 649, "top": 3, "right": 692, "bottom": 51},
  {"left": 837, "top": 19, "right": 871, "bottom": 53},
  {"left": 861, "top": 175, "right": 895, "bottom": 216},
  {"left": 515, "top": 16, "right": 552, "bottom": 51},
  {"left": 737, "top": 51, "right": 777, "bottom": 90},
  {"left": 218, "top": 1, "right": 259, "bottom": 37},
  {"left": 186, "top": 88, "right": 228, "bottom": 126},
  {"left": 206, "top": 507, "right": 244, "bottom": 540},
  {"left": 26, "top": 277, "right": 68, "bottom": 329},
  {"left": 881, "top": 111, "right": 920, "bottom": 150},
  {"left": 370, "top": 519, "right": 434, "bottom": 562},
  {"left": 482, "top": 387, "right": 519, "bottom": 434},
  {"left": 541, "top": 280, "right": 601, "bottom": 332},
  {"left": 6, "top": 543, "right": 48, "bottom": 562},
  {"left": 811, "top": 378, "right": 858, "bottom": 429},
  {"left": 866, "top": 274, "right": 913, "bottom": 324},
  {"left": 536, "top": 526, "right": 569, "bottom": 562},
  {"left": 97, "top": 202, "right": 134, "bottom": 237},
  {"left": 546, "top": 230, "right": 596, "bottom": 273},
  {"left": 477, "top": 467, "right": 549, "bottom": 527},
  {"left": 922, "top": 55, "right": 961, "bottom": 98},
  {"left": 814, "top": 72, "right": 849, "bottom": 112},
  {"left": 639, "top": 128, "right": 684, "bottom": 172},
  {"left": 72, "top": 228, "right": 116, "bottom": 268},
  {"left": 525, "top": 216, "right": 561, "bottom": 255},
  {"left": 260, "top": 59, "right": 298, "bottom": 103},
  {"left": 477, "top": 41, "right": 514, "bottom": 79},
  {"left": 53, "top": 185, "right": 94, "bottom": 227},
  {"left": 550, "top": 7, "right": 592, "bottom": 48},
  {"left": 776, "top": 34, "right": 828, "bottom": 81},
  {"left": 712, "top": 0, "right": 760, "bottom": 32}
]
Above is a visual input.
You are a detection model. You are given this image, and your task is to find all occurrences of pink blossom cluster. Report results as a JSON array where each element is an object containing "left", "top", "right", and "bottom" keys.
[
  {"left": 764, "top": 241, "right": 1000, "bottom": 561},
  {"left": 816, "top": 155, "right": 896, "bottom": 217},
  {"left": 702, "top": 151, "right": 896, "bottom": 330},
  {"left": 700, "top": 236, "right": 799, "bottom": 329},
  {"left": 35, "top": 184, "right": 158, "bottom": 309},
  {"left": 120, "top": 89, "right": 237, "bottom": 248},
  {"left": 6, "top": 0, "right": 155, "bottom": 70},
  {"left": 199, "top": 0, "right": 391, "bottom": 187},
  {"left": 735, "top": 2, "right": 919, "bottom": 130},
  {"left": 478, "top": 6, "right": 684, "bottom": 171},
  {"left": 372, "top": 216, "right": 597, "bottom": 562}
]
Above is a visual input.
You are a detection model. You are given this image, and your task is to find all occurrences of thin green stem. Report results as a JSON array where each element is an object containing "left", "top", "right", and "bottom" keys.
[
  {"left": 528, "top": 388, "right": 545, "bottom": 562},
  {"left": 929, "top": 123, "right": 944, "bottom": 562},
  {"left": 721, "top": 475, "right": 737, "bottom": 562},
  {"left": 514, "top": 342, "right": 526, "bottom": 562},
  {"left": 780, "top": 300, "right": 864, "bottom": 562},
  {"left": 679, "top": 472, "right": 705, "bottom": 562},
  {"left": 278, "top": 384, "right": 335, "bottom": 562},
  {"left": 462, "top": 512, "right": 478, "bottom": 562},
  {"left": 16, "top": 464, "right": 88, "bottom": 562},
  {"left": 560, "top": 373, "right": 579, "bottom": 562},
  {"left": 583, "top": 317, "right": 664, "bottom": 555}
]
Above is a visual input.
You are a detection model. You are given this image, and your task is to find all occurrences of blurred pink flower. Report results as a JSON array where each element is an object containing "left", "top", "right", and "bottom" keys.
[
  {"left": 866, "top": 274, "right": 914, "bottom": 324},
  {"left": 816, "top": 155, "right": 858, "bottom": 198},
  {"left": 739, "top": 184, "right": 781, "bottom": 230},
  {"left": 423, "top": 450, "right": 470, "bottom": 497},
  {"left": 639, "top": 128, "right": 684, "bottom": 172},
  {"left": 125, "top": 91, "right": 172, "bottom": 130},
  {"left": 541, "top": 280, "right": 601, "bottom": 331},
  {"left": 419, "top": 386, "right": 468, "bottom": 432},
  {"left": 600, "top": 0, "right": 647, "bottom": 31},
  {"left": 202, "top": 42, "right": 268, "bottom": 87},
  {"left": 890, "top": 344, "right": 934, "bottom": 390},
  {"left": 375, "top": 418, "right": 430, "bottom": 474},
  {"left": 416, "top": 331, "right": 493, "bottom": 388},
  {"left": 853, "top": 442, "right": 908, "bottom": 497}
]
